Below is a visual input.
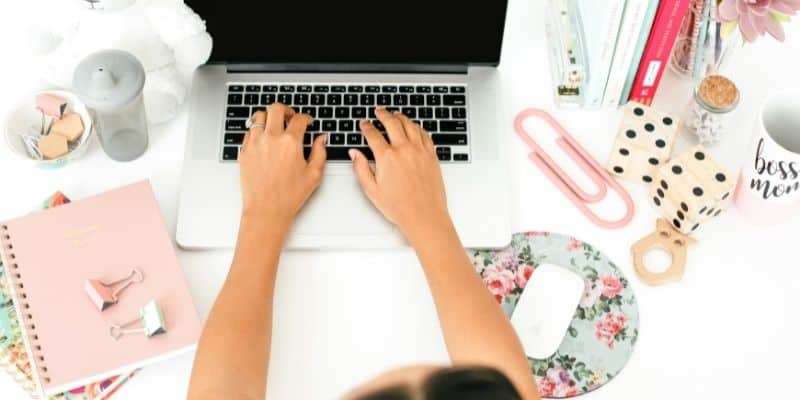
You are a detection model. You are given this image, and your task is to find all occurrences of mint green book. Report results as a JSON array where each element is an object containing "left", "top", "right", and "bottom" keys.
[{"left": 619, "top": 0, "right": 660, "bottom": 106}]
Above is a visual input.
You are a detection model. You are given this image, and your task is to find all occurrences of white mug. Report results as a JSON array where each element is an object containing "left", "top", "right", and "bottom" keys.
[{"left": 734, "top": 90, "right": 800, "bottom": 223}]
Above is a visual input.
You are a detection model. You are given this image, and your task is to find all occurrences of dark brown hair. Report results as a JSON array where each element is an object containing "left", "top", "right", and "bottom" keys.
[{"left": 358, "top": 366, "right": 522, "bottom": 400}]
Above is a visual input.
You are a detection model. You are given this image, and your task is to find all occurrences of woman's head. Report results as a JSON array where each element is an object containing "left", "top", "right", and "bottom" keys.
[{"left": 345, "top": 365, "right": 522, "bottom": 400}]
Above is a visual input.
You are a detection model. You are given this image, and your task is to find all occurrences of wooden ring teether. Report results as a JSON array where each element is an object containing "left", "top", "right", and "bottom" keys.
[{"left": 631, "top": 219, "right": 697, "bottom": 285}]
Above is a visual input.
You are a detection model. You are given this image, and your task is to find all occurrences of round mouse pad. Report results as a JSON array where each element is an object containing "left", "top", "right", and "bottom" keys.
[{"left": 469, "top": 232, "right": 639, "bottom": 398}]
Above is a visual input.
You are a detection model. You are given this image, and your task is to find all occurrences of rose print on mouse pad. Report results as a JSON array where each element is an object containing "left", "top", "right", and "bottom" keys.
[{"left": 469, "top": 232, "right": 639, "bottom": 398}]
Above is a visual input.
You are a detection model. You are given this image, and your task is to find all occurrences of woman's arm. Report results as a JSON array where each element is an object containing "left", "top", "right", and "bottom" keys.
[
  {"left": 188, "top": 104, "right": 326, "bottom": 400},
  {"left": 350, "top": 108, "right": 539, "bottom": 399}
]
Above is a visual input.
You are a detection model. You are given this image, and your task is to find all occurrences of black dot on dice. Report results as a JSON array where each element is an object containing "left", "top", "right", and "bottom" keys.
[
  {"left": 644, "top": 123, "right": 655, "bottom": 132},
  {"left": 613, "top": 166, "right": 624, "bottom": 174},
  {"left": 626, "top": 129, "right": 637, "bottom": 139},
  {"left": 672, "top": 165, "right": 683, "bottom": 174},
  {"left": 707, "top": 207, "right": 715, "bottom": 216},
  {"left": 657, "top": 188, "right": 665, "bottom": 198},
  {"left": 649, "top": 158, "right": 659, "bottom": 165},
  {"left": 660, "top": 180, "right": 669, "bottom": 190},
  {"left": 655, "top": 139, "right": 666, "bottom": 148},
  {"left": 714, "top": 209, "right": 722, "bottom": 217},
  {"left": 691, "top": 223, "right": 700, "bottom": 231},
  {"left": 699, "top": 206, "right": 708, "bottom": 214},
  {"left": 694, "top": 151, "right": 705, "bottom": 160},
  {"left": 642, "top": 175, "right": 653, "bottom": 183},
  {"left": 681, "top": 202, "right": 688, "bottom": 212},
  {"left": 663, "top": 117, "right": 673, "bottom": 126},
  {"left": 677, "top": 210, "right": 685, "bottom": 220},
  {"left": 653, "top": 196, "right": 661, "bottom": 206},
  {"left": 619, "top": 148, "right": 630, "bottom": 156},
  {"left": 693, "top": 187, "right": 704, "bottom": 196},
  {"left": 722, "top": 192, "right": 730, "bottom": 200},
  {"left": 634, "top": 107, "right": 644, "bottom": 116},
  {"left": 673, "top": 219, "right": 681, "bottom": 229},
  {"left": 716, "top": 173, "right": 726, "bottom": 182}
]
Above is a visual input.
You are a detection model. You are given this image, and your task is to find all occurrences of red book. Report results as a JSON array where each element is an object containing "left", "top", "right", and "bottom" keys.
[{"left": 628, "top": 0, "right": 691, "bottom": 105}]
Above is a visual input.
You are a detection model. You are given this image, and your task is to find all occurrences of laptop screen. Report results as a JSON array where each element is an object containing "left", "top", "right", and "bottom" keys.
[{"left": 187, "top": 0, "right": 508, "bottom": 66}]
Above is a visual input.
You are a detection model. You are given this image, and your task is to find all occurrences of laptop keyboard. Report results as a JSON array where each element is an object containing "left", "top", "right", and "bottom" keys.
[{"left": 222, "top": 83, "right": 470, "bottom": 162}]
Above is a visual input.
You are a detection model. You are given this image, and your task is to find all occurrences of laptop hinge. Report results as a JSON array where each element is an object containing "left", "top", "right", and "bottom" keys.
[{"left": 225, "top": 63, "right": 469, "bottom": 74}]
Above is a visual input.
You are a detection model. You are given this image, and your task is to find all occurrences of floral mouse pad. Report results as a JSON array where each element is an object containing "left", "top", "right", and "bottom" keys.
[{"left": 470, "top": 232, "right": 639, "bottom": 398}]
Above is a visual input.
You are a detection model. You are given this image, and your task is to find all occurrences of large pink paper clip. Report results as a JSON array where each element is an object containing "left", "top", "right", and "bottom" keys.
[{"left": 514, "top": 108, "right": 635, "bottom": 229}]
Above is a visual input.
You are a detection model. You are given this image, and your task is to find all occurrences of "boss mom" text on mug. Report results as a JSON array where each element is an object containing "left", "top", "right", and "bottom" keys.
[{"left": 751, "top": 138, "right": 800, "bottom": 199}]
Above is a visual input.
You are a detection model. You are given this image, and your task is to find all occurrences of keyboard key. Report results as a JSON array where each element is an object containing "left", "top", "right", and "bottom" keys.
[
  {"left": 393, "top": 94, "right": 408, "bottom": 106},
  {"left": 277, "top": 93, "right": 292, "bottom": 104},
  {"left": 322, "top": 120, "right": 337, "bottom": 131},
  {"left": 416, "top": 86, "right": 432, "bottom": 93},
  {"left": 410, "top": 95, "right": 425, "bottom": 106},
  {"left": 401, "top": 107, "right": 416, "bottom": 118},
  {"left": 368, "top": 108, "right": 376, "bottom": 119},
  {"left": 293, "top": 94, "right": 309, "bottom": 105},
  {"left": 313, "top": 85, "right": 329, "bottom": 92},
  {"left": 360, "top": 94, "right": 375, "bottom": 105},
  {"left": 222, "top": 146, "right": 239, "bottom": 160},
  {"left": 452, "top": 107, "right": 467, "bottom": 119},
  {"left": 386, "top": 107, "right": 399, "bottom": 113},
  {"left": 365, "top": 86, "right": 381, "bottom": 93},
  {"left": 252, "top": 106, "right": 266, "bottom": 114},
  {"left": 228, "top": 94, "right": 243, "bottom": 105},
  {"left": 301, "top": 107, "right": 316, "bottom": 117},
  {"left": 297, "top": 85, "right": 312, "bottom": 92},
  {"left": 319, "top": 107, "right": 333, "bottom": 118},
  {"left": 331, "top": 86, "right": 347, "bottom": 93},
  {"left": 246, "top": 85, "right": 261, "bottom": 93},
  {"left": 352, "top": 107, "right": 367, "bottom": 119},
  {"left": 443, "top": 95, "right": 466, "bottom": 106},
  {"left": 327, "top": 94, "right": 342, "bottom": 105},
  {"left": 435, "top": 108, "right": 450, "bottom": 119},
  {"left": 263, "top": 85, "right": 278, "bottom": 92},
  {"left": 419, "top": 107, "right": 433, "bottom": 119},
  {"left": 227, "top": 107, "right": 250, "bottom": 118},
  {"left": 329, "top": 133, "right": 346, "bottom": 145},
  {"left": 311, "top": 94, "right": 325, "bottom": 105},
  {"left": 454, "top": 153, "right": 469, "bottom": 161},
  {"left": 339, "top": 120, "right": 354, "bottom": 131},
  {"left": 440, "top": 120, "right": 467, "bottom": 132},
  {"left": 426, "top": 95, "right": 441, "bottom": 106},
  {"left": 244, "top": 94, "right": 259, "bottom": 105},
  {"left": 382, "top": 85, "right": 398, "bottom": 93},
  {"left": 348, "top": 85, "right": 363, "bottom": 92},
  {"left": 436, "top": 147, "right": 452, "bottom": 161},
  {"left": 261, "top": 94, "right": 276, "bottom": 105},
  {"left": 422, "top": 120, "right": 438, "bottom": 132},
  {"left": 322, "top": 146, "right": 374, "bottom": 161},
  {"left": 304, "top": 133, "right": 312, "bottom": 145},
  {"left": 450, "top": 86, "right": 466, "bottom": 93},
  {"left": 344, "top": 94, "right": 358, "bottom": 105},
  {"left": 335, "top": 107, "right": 350, "bottom": 118},
  {"left": 226, "top": 119, "right": 247, "bottom": 131},
  {"left": 434, "top": 86, "right": 449, "bottom": 93},
  {"left": 224, "top": 133, "right": 245, "bottom": 145},
  {"left": 291, "top": 106, "right": 300, "bottom": 114},
  {"left": 399, "top": 86, "right": 415, "bottom": 93},
  {"left": 377, "top": 95, "right": 391, "bottom": 106},
  {"left": 280, "top": 85, "right": 295, "bottom": 92},
  {"left": 308, "top": 120, "right": 321, "bottom": 132},
  {"left": 347, "top": 133, "right": 361, "bottom": 145},
  {"left": 432, "top": 134, "right": 467, "bottom": 145},
  {"left": 373, "top": 120, "right": 385, "bottom": 131},
  {"left": 229, "top": 85, "right": 244, "bottom": 92}
]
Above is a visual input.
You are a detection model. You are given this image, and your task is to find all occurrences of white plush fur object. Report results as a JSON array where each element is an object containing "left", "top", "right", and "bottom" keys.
[{"left": 28, "top": 0, "right": 212, "bottom": 125}]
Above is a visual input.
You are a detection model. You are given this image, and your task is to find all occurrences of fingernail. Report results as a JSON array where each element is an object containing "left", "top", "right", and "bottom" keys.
[
  {"left": 348, "top": 149, "right": 357, "bottom": 160},
  {"left": 393, "top": 111, "right": 401, "bottom": 115},
  {"left": 360, "top": 119, "right": 369, "bottom": 126},
  {"left": 376, "top": 106, "right": 386, "bottom": 111}
]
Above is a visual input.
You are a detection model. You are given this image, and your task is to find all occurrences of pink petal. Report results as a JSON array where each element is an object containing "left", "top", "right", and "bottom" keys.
[
  {"left": 775, "top": 0, "right": 800, "bottom": 7},
  {"left": 739, "top": 10, "right": 761, "bottom": 41},
  {"left": 750, "top": 0, "right": 773, "bottom": 16},
  {"left": 752, "top": 13, "right": 768, "bottom": 35},
  {"left": 737, "top": 0, "right": 750, "bottom": 15},
  {"left": 719, "top": 0, "right": 740, "bottom": 21},
  {"left": 764, "top": 13, "right": 787, "bottom": 40},
  {"left": 770, "top": 1, "right": 799, "bottom": 14}
]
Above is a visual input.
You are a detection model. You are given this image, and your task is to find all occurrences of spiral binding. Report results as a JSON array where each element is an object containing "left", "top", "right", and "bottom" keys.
[{"left": 1, "top": 224, "right": 50, "bottom": 388}]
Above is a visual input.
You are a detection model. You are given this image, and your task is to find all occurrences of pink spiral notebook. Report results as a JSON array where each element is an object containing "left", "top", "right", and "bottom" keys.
[{"left": 0, "top": 180, "right": 201, "bottom": 397}]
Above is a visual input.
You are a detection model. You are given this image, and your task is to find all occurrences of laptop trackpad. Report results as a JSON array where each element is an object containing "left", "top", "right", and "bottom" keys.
[{"left": 293, "top": 175, "right": 394, "bottom": 234}]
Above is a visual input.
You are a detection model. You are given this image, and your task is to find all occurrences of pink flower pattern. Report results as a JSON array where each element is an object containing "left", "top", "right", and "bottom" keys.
[
  {"left": 719, "top": 0, "right": 800, "bottom": 42},
  {"left": 595, "top": 313, "right": 628, "bottom": 349}
]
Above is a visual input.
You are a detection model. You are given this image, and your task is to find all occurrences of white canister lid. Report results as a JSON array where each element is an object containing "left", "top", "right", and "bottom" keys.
[{"left": 72, "top": 50, "right": 145, "bottom": 112}]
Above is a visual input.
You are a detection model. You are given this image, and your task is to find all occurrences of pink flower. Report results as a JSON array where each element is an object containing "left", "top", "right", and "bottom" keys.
[
  {"left": 555, "top": 384, "right": 579, "bottom": 397},
  {"left": 719, "top": 0, "right": 800, "bottom": 42},
  {"left": 493, "top": 246, "right": 517, "bottom": 271},
  {"left": 516, "top": 264, "right": 535, "bottom": 287},
  {"left": 595, "top": 313, "right": 627, "bottom": 349},
  {"left": 482, "top": 264, "right": 516, "bottom": 300},
  {"left": 536, "top": 376, "right": 556, "bottom": 397},
  {"left": 566, "top": 237, "right": 582, "bottom": 252},
  {"left": 599, "top": 275, "right": 623, "bottom": 298}
]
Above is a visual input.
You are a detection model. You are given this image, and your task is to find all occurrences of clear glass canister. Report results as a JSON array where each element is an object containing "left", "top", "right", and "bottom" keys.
[
  {"left": 683, "top": 74, "right": 740, "bottom": 145},
  {"left": 73, "top": 50, "right": 148, "bottom": 162}
]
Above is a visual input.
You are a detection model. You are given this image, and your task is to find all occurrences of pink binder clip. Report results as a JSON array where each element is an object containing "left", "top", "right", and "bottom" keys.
[{"left": 514, "top": 108, "right": 635, "bottom": 229}]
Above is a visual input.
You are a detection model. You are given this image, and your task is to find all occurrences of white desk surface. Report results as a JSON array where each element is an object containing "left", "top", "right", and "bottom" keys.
[{"left": 1, "top": 1, "right": 799, "bottom": 399}]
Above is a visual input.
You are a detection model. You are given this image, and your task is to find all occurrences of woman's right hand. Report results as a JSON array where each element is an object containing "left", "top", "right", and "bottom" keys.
[{"left": 350, "top": 107, "right": 451, "bottom": 240}]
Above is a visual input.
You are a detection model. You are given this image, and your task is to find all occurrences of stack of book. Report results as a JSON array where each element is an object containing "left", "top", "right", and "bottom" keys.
[{"left": 547, "top": 0, "right": 691, "bottom": 108}]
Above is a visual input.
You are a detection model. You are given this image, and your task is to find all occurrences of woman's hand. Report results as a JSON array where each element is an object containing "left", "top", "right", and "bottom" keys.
[
  {"left": 350, "top": 107, "right": 450, "bottom": 240},
  {"left": 239, "top": 104, "right": 327, "bottom": 230}
]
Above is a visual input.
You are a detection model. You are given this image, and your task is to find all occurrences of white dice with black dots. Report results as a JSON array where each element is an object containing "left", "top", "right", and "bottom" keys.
[
  {"left": 607, "top": 102, "right": 680, "bottom": 183},
  {"left": 649, "top": 146, "right": 736, "bottom": 234}
]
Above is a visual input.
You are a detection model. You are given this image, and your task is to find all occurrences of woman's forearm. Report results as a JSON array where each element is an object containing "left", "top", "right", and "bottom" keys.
[
  {"left": 187, "top": 217, "right": 288, "bottom": 400},
  {"left": 406, "top": 218, "right": 540, "bottom": 400}
]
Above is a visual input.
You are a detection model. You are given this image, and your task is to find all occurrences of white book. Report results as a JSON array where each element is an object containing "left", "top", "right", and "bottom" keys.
[
  {"left": 578, "top": 0, "right": 627, "bottom": 108},
  {"left": 603, "top": 0, "right": 652, "bottom": 108}
]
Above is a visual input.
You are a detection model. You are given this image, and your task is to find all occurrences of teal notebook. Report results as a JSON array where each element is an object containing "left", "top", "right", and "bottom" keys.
[
  {"left": 619, "top": 0, "right": 661, "bottom": 106},
  {"left": 578, "top": 0, "right": 627, "bottom": 108}
]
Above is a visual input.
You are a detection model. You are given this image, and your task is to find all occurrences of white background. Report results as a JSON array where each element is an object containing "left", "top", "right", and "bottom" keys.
[{"left": 1, "top": 0, "right": 799, "bottom": 399}]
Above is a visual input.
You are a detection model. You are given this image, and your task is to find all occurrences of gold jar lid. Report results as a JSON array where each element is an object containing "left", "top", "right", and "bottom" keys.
[{"left": 695, "top": 75, "right": 740, "bottom": 113}]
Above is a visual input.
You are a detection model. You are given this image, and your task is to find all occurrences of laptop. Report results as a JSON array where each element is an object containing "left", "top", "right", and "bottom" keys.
[{"left": 176, "top": 0, "right": 512, "bottom": 249}]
